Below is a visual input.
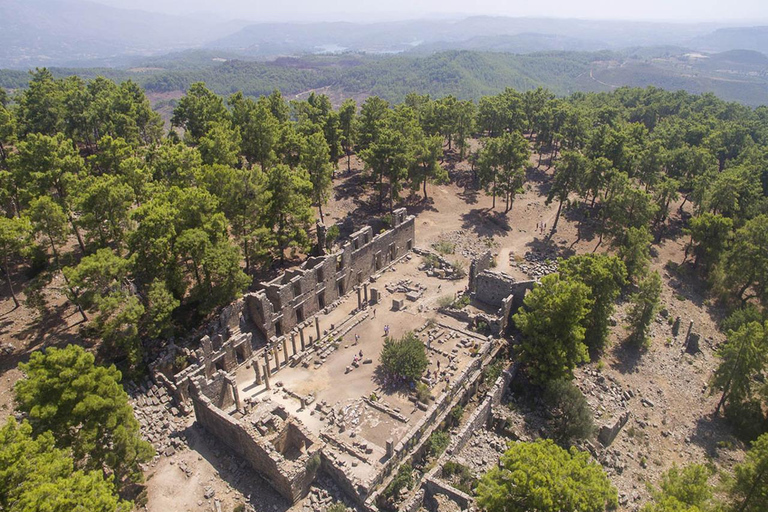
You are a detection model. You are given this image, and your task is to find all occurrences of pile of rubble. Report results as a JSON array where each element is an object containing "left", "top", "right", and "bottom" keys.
[
  {"left": 453, "top": 428, "right": 508, "bottom": 476},
  {"left": 509, "top": 250, "right": 558, "bottom": 279},
  {"left": 433, "top": 230, "right": 497, "bottom": 259},
  {"left": 416, "top": 252, "right": 465, "bottom": 280},
  {"left": 126, "top": 378, "right": 187, "bottom": 459},
  {"left": 385, "top": 279, "right": 427, "bottom": 301},
  {"left": 300, "top": 475, "right": 354, "bottom": 512}
]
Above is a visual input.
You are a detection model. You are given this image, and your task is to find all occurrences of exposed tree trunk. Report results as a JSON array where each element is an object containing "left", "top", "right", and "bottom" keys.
[
  {"left": 714, "top": 336, "right": 748, "bottom": 417},
  {"left": 551, "top": 199, "right": 564, "bottom": 234},
  {"left": 49, "top": 234, "right": 87, "bottom": 323},
  {"left": 736, "top": 466, "right": 768, "bottom": 512},
  {"left": 67, "top": 210, "right": 86, "bottom": 254},
  {"left": 738, "top": 280, "right": 753, "bottom": 305},
  {"left": 3, "top": 259, "right": 18, "bottom": 309},
  {"left": 378, "top": 170, "right": 384, "bottom": 211}
]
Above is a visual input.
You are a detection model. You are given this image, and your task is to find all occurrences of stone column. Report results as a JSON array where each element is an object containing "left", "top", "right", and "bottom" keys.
[
  {"left": 357, "top": 287, "right": 362, "bottom": 309},
  {"left": 315, "top": 316, "right": 321, "bottom": 341},
  {"left": 291, "top": 332, "right": 298, "bottom": 355},
  {"left": 283, "top": 341, "right": 289, "bottom": 363},
  {"left": 229, "top": 378, "right": 242, "bottom": 412},
  {"left": 299, "top": 327, "right": 306, "bottom": 351},
  {"left": 253, "top": 360, "right": 262, "bottom": 385},
  {"left": 263, "top": 365, "right": 271, "bottom": 390}
]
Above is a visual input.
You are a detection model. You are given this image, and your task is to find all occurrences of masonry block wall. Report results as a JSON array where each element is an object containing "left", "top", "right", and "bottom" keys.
[
  {"left": 191, "top": 374, "right": 322, "bottom": 503},
  {"left": 468, "top": 250, "right": 493, "bottom": 294},
  {"left": 473, "top": 270, "right": 535, "bottom": 310},
  {"left": 245, "top": 209, "right": 415, "bottom": 340}
]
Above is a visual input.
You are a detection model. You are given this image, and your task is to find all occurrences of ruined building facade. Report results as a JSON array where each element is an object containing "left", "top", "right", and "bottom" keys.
[{"left": 245, "top": 208, "right": 415, "bottom": 340}]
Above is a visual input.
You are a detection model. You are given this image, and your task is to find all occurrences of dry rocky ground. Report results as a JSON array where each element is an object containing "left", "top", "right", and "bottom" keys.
[{"left": 0, "top": 145, "right": 745, "bottom": 511}]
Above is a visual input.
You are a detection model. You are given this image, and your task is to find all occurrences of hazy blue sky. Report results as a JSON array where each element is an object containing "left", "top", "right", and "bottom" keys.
[{"left": 91, "top": 0, "right": 768, "bottom": 23}]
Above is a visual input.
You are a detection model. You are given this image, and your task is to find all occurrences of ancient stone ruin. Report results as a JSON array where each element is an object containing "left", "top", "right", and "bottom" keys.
[{"left": 141, "top": 209, "right": 548, "bottom": 510}]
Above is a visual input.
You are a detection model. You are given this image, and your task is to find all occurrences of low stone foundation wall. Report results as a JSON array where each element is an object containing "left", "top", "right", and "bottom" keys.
[{"left": 414, "top": 362, "right": 518, "bottom": 510}]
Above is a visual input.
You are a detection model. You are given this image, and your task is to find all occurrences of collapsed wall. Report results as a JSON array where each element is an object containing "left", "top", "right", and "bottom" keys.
[
  {"left": 245, "top": 208, "right": 415, "bottom": 340},
  {"left": 190, "top": 372, "right": 323, "bottom": 503}
]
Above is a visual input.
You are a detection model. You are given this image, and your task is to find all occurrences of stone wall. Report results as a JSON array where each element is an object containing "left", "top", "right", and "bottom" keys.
[
  {"left": 473, "top": 270, "right": 534, "bottom": 309},
  {"left": 414, "top": 362, "right": 518, "bottom": 511},
  {"left": 468, "top": 250, "right": 493, "bottom": 294},
  {"left": 190, "top": 374, "right": 322, "bottom": 503},
  {"left": 364, "top": 340, "right": 498, "bottom": 510},
  {"left": 171, "top": 328, "right": 253, "bottom": 406},
  {"left": 245, "top": 209, "right": 415, "bottom": 340}
]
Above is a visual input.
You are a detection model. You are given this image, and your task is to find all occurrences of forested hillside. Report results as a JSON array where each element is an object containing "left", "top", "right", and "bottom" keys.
[{"left": 3, "top": 48, "right": 767, "bottom": 107}]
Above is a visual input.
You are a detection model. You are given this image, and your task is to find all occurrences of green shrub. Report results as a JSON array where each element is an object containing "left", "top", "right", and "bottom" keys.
[
  {"left": 306, "top": 453, "right": 321, "bottom": 472},
  {"left": 326, "top": 225, "right": 340, "bottom": 248},
  {"left": 433, "top": 240, "right": 456, "bottom": 255},
  {"left": 543, "top": 379, "right": 595, "bottom": 445},
  {"left": 423, "top": 254, "right": 440, "bottom": 268},
  {"left": 380, "top": 332, "right": 428, "bottom": 382},
  {"left": 453, "top": 294, "right": 470, "bottom": 308},
  {"left": 415, "top": 382, "right": 431, "bottom": 403},
  {"left": 451, "top": 259, "right": 467, "bottom": 278},
  {"left": 483, "top": 360, "right": 504, "bottom": 384},
  {"left": 443, "top": 461, "right": 477, "bottom": 494},
  {"left": 427, "top": 431, "right": 451, "bottom": 457},
  {"left": 437, "top": 295, "right": 455, "bottom": 308},
  {"left": 383, "top": 463, "right": 413, "bottom": 500}
]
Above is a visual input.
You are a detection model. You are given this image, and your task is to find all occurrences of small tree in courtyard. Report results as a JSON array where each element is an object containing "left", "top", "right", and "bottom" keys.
[{"left": 379, "top": 331, "right": 428, "bottom": 383}]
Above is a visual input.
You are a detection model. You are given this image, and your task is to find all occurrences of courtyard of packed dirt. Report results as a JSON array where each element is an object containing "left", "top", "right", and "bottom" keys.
[{"left": 0, "top": 148, "right": 743, "bottom": 511}]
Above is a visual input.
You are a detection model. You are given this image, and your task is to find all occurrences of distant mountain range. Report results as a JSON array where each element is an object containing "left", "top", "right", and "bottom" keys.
[
  {"left": 2, "top": 0, "right": 768, "bottom": 69},
  {"left": 0, "top": 0, "right": 246, "bottom": 68}
]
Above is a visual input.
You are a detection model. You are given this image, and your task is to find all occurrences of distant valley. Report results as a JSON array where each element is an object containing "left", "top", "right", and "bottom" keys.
[{"left": 1, "top": 0, "right": 767, "bottom": 106}]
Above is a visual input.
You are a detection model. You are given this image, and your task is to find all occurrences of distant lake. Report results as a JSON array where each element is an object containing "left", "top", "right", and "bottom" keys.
[{"left": 314, "top": 44, "right": 348, "bottom": 54}]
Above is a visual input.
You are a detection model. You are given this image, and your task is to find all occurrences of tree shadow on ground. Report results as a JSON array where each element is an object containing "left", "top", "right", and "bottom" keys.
[
  {"left": 688, "top": 414, "right": 738, "bottom": 460},
  {"left": 563, "top": 204, "right": 599, "bottom": 247},
  {"left": 457, "top": 187, "right": 480, "bottom": 205},
  {"left": 527, "top": 165, "right": 552, "bottom": 197},
  {"left": 460, "top": 209, "right": 511, "bottom": 238},
  {"left": 524, "top": 237, "right": 575, "bottom": 260},
  {"left": 402, "top": 195, "right": 438, "bottom": 215},
  {"left": 371, "top": 365, "right": 416, "bottom": 400},
  {"left": 180, "top": 423, "right": 291, "bottom": 512},
  {"left": 609, "top": 339, "right": 646, "bottom": 376}
]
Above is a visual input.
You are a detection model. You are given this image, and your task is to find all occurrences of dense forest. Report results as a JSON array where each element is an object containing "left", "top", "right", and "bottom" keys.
[
  {"left": 2, "top": 49, "right": 767, "bottom": 107},
  {"left": 2, "top": 68, "right": 768, "bottom": 510}
]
